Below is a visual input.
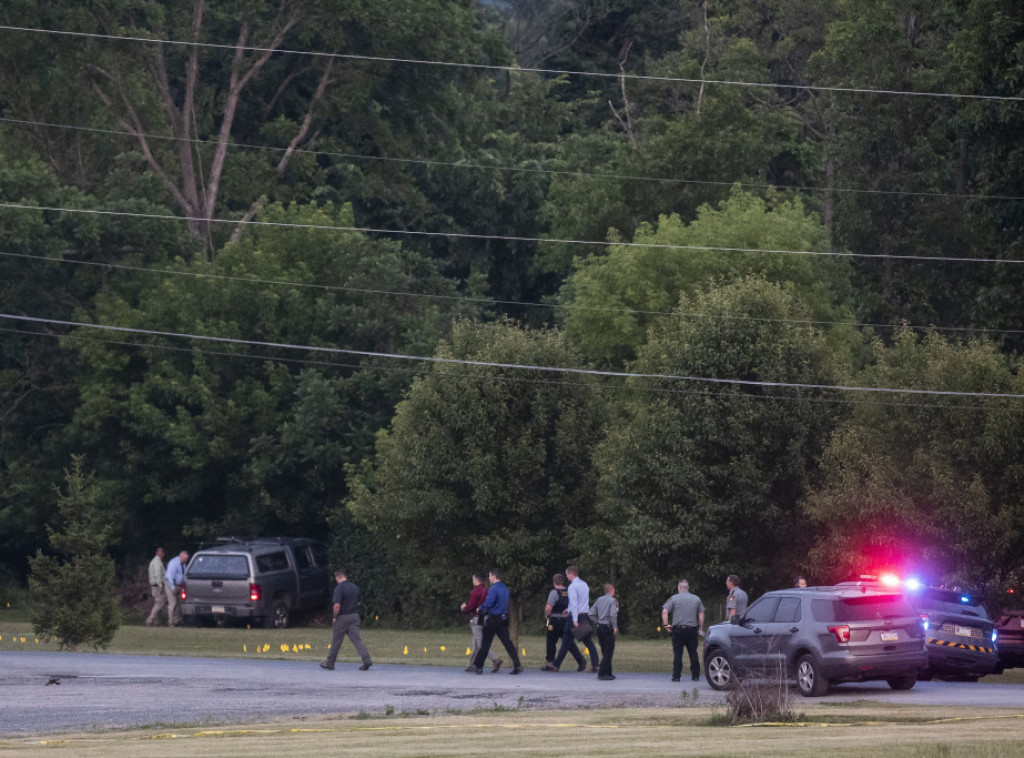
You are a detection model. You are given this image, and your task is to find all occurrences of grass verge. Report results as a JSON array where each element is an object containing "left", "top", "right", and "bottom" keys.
[
  {"left": 1, "top": 705, "right": 1023, "bottom": 757},
  {"left": 0, "top": 618, "right": 675, "bottom": 672}
]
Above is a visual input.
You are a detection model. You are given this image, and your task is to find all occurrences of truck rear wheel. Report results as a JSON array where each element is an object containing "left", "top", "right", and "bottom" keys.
[{"left": 263, "top": 597, "right": 290, "bottom": 629}]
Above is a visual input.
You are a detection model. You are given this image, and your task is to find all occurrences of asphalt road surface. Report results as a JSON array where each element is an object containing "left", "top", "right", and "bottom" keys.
[{"left": 3, "top": 651, "right": 1023, "bottom": 735}]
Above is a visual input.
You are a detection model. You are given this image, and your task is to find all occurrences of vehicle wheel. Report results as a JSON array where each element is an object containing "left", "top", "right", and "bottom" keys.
[
  {"left": 796, "top": 654, "right": 829, "bottom": 697},
  {"left": 887, "top": 674, "right": 917, "bottom": 690},
  {"left": 263, "top": 597, "right": 290, "bottom": 629},
  {"left": 705, "top": 650, "right": 736, "bottom": 690}
]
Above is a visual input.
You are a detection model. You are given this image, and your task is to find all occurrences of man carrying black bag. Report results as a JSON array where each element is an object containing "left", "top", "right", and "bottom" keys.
[
  {"left": 542, "top": 573, "right": 586, "bottom": 671},
  {"left": 545, "top": 565, "right": 599, "bottom": 673},
  {"left": 465, "top": 569, "right": 523, "bottom": 675}
]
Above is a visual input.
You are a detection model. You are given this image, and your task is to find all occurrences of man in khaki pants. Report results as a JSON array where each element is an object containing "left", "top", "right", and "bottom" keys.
[
  {"left": 164, "top": 550, "right": 189, "bottom": 627},
  {"left": 144, "top": 547, "right": 166, "bottom": 626}
]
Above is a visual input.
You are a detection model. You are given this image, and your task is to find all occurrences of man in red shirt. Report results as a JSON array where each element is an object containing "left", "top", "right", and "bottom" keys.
[{"left": 461, "top": 572, "right": 502, "bottom": 672}]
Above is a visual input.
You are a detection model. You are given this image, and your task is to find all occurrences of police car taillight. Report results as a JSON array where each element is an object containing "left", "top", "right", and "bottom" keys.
[
  {"left": 250, "top": 583, "right": 261, "bottom": 602},
  {"left": 920, "top": 613, "right": 929, "bottom": 632},
  {"left": 828, "top": 625, "right": 851, "bottom": 643}
]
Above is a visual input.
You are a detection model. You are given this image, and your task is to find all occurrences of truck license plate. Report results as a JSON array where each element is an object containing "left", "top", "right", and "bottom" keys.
[
  {"left": 880, "top": 632, "right": 898, "bottom": 641},
  {"left": 212, "top": 605, "right": 225, "bottom": 614}
]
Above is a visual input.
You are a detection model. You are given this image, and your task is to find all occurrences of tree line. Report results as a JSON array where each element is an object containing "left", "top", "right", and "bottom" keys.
[{"left": 2, "top": 0, "right": 1023, "bottom": 628}]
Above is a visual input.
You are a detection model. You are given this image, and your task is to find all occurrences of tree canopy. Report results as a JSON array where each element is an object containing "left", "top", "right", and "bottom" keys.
[{"left": 3, "top": 1, "right": 1024, "bottom": 621}]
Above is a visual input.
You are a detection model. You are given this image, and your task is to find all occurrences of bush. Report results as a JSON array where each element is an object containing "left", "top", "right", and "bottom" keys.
[
  {"left": 723, "top": 658, "right": 800, "bottom": 724},
  {"left": 27, "top": 456, "right": 120, "bottom": 650}
]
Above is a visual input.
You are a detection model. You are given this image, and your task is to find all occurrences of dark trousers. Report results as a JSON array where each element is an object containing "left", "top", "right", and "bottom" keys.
[
  {"left": 546, "top": 619, "right": 570, "bottom": 663},
  {"left": 550, "top": 621, "right": 585, "bottom": 668},
  {"left": 672, "top": 626, "right": 700, "bottom": 679},
  {"left": 596, "top": 623, "right": 615, "bottom": 676},
  {"left": 555, "top": 614, "right": 598, "bottom": 670},
  {"left": 472, "top": 615, "right": 521, "bottom": 670},
  {"left": 326, "top": 613, "right": 371, "bottom": 666}
]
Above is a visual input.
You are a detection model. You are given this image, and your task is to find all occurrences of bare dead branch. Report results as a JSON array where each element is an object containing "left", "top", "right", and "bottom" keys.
[{"left": 696, "top": 0, "right": 711, "bottom": 116}]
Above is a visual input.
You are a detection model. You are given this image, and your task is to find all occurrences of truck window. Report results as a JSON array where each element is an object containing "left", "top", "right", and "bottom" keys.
[
  {"left": 293, "top": 547, "right": 312, "bottom": 570},
  {"left": 311, "top": 544, "right": 328, "bottom": 567},
  {"left": 256, "top": 551, "right": 290, "bottom": 573},
  {"left": 187, "top": 555, "right": 249, "bottom": 580}
]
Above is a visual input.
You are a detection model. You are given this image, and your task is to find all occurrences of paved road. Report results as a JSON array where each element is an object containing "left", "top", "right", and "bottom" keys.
[{"left": 2, "top": 651, "right": 1023, "bottom": 735}]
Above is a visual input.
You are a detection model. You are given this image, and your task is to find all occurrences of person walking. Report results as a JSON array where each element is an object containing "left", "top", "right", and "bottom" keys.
[
  {"left": 164, "top": 550, "right": 188, "bottom": 627},
  {"left": 144, "top": 547, "right": 166, "bottom": 627},
  {"left": 726, "top": 575, "right": 748, "bottom": 620},
  {"left": 541, "top": 573, "right": 585, "bottom": 671},
  {"left": 590, "top": 583, "right": 618, "bottom": 681},
  {"left": 465, "top": 569, "right": 523, "bottom": 675},
  {"left": 320, "top": 569, "right": 373, "bottom": 671},
  {"left": 461, "top": 572, "right": 501, "bottom": 672},
  {"left": 661, "top": 579, "right": 705, "bottom": 682},
  {"left": 546, "top": 565, "right": 598, "bottom": 673}
]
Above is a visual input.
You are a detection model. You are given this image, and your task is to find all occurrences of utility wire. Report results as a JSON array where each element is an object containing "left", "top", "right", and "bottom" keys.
[
  {"left": 2, "top": 24, "right": 1023, "bottom": 103},
  {"left": 1, "top": 201, "right": 1020, "bottom": 265},
  {"left": 4, "top": 115, "right": 1023, "bottom": 203},
  {"left": 6, "top": 249, "right": 1024, "bottom": 338},
  {"left": 4, "top": 313, "right": 1024, "bottom": 399},
  {"left": 6, "top": 324, "right": 1019, "bottom": 413}
]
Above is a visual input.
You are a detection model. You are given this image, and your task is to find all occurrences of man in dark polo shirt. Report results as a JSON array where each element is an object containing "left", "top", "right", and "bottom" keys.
[
  {"left": 320, "top": 568, "right": 372, "bottom": 671},
  {"left": 661, "top": 579, "right": 705, "bottom": 682}
]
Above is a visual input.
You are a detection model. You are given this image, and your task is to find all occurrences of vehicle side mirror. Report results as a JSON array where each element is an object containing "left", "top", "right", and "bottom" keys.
[{"left": 730, "top": 615, "right": 741, "bottom": 625}]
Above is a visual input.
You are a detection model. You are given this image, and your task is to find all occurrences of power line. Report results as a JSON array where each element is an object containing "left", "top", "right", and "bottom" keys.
[
  {"left": 6, "top": 249, "right": 1024, "bottom": 338},
  {"left": 2, "top": 24, "right": 1023, "bottom": 104},
  {"left": 4, "top": 115, "right": 1023, "bottom": 204},
  {"left": 4, "top": 312, "right": 1024, "bottom": 399},
  {"left": 6, "top": 323, "right": 1018, "bottom": 413},
  {"left": 1, "top": 201, "right": 1020, "bottom": 265}
]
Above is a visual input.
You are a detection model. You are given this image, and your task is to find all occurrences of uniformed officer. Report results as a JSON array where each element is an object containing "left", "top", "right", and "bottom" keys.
[
  {"left": 542, "top": 573, "right": 585, "bottom": 670},
  {"left": 726, "top": 575, "right": 748, "bottom": 620},
  {"left": 661, "top": 579, "right": 705, "bottom": 682}
]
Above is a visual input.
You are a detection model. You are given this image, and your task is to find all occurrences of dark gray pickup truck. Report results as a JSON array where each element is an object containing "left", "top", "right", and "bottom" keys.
[{"left": 181, "top": 538, "right": 332, "bottom": 628}]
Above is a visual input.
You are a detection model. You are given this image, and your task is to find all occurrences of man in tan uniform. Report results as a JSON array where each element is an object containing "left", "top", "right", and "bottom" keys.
[{"left": 144, "top": 547, "right": 166, "bottom": 626}]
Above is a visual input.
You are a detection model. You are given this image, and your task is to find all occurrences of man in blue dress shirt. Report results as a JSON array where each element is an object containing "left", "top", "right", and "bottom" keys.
[
  {"left": 465, "top": 569, "right": 523, "bottom": 675},
  {"left": 164, "top": 550, "right": 189, "bottom": 627}
]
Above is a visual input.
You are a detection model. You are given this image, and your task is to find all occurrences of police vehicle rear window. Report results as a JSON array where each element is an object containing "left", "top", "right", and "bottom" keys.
[
  {"left": 908, "top": 588, "right": 987, "bottom": 618},
  {"left": 187, "top": 555, "right": 249, "bottom": 580},
  {"left": 812, "top": 594, "right": 915, "bottom": 622}
]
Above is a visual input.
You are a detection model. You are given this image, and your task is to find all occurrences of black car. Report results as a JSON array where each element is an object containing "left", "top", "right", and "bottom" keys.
[
  {"left": 837, "top": 580, "right": 999, "bottom": 681},
  {"left": 904, "top": 585, "right": 997, "bottom": 681},
  {"left": 993, "top": 610, "right": 1024, "bottom": 674},
  {"left": 703, "top": 586, "right": 927, "bottom": 697}
]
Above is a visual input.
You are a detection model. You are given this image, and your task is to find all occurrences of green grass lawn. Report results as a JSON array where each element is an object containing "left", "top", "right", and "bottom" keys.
[
  {"left": 0, "top": 614, "right": 678, "bottom": 672},
  {"left": 2, "top": 705, "right": 1024, "bottom": 757}
]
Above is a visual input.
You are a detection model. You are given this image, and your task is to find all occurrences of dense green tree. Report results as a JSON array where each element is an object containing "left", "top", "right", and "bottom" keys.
[
  {"left": 28, "top": 455, "right": 120, "bottom": 650},
  {"left": 587, "top": 276, "right": 845, "bottom": 621},
  {"left": 346, "top": 319, "right": 605, "bottom": 625},
  {"left": 802, "top": 329, "right": 1024, "bottom": 592},
  {"left": 64, "top": 201, "right": 473, "bottom": 551},
  {"left": 560, "top": 187, "right": 853, "bottom": 366},
  {"left": 0, "top": 0, "right": 507, "bottom": 251},
  {"left": 0, "top": 149, "right": 189, "bottom": 576}
]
